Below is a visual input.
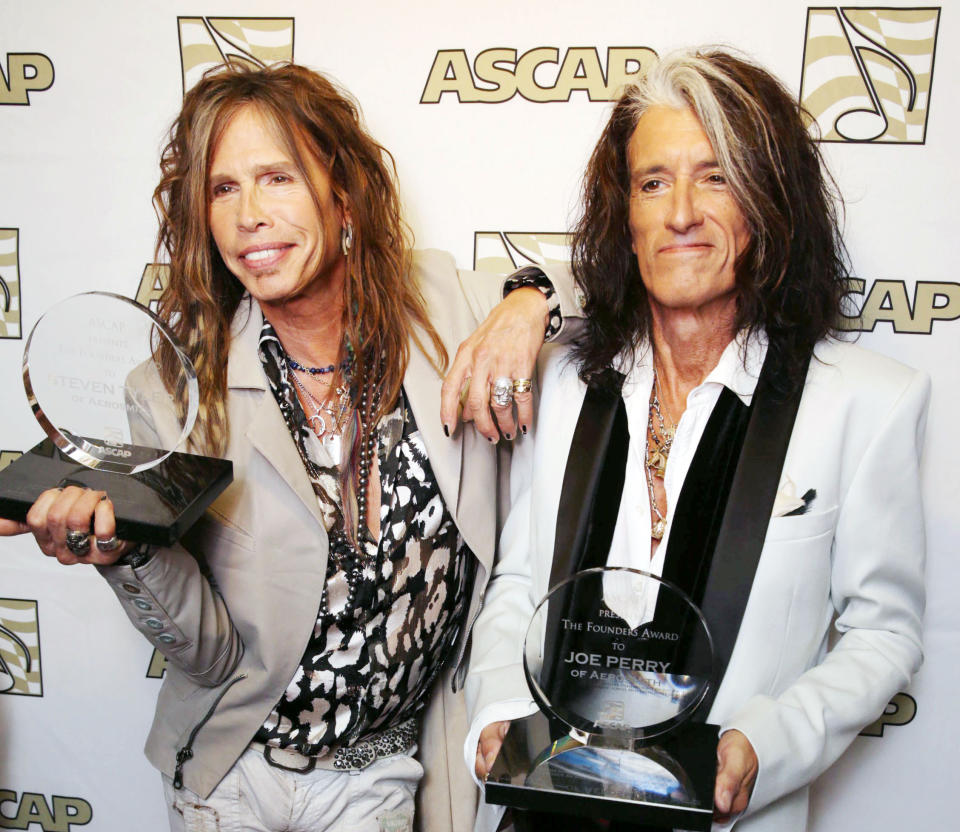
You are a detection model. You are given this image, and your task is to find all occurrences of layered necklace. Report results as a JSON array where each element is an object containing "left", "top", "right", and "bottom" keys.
[
  {"left": 645, "top": 365, "right": 678, "bottom": 541},
  {"left": 287, "top": 357, "right": 352, "bottom": 452},
  {"left": 286, "top": 351, "right": 381, "bottom": 621}
]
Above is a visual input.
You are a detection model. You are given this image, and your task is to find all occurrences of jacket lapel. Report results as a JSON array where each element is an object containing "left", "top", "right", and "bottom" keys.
[
  {"left": 226, "top": 300, "right": 329, "bottom": 529},
  {"left": 549, "top": 369, "right": 627, "bottom": 589}
]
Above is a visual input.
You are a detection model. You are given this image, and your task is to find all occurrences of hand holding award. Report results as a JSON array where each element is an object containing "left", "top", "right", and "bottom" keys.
[{"left": 0, "top": 291, "right": 232, "bottom": 557}]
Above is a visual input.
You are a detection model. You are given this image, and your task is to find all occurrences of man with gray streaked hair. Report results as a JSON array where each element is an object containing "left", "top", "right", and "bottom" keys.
[{"left": 466, "top": 48, "right": 927, "bottom": 832}]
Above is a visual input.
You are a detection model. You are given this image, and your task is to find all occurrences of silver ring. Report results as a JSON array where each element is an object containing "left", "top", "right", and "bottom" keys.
[
  {"left": 65, "top": 529, "right": 91, "bottom": 556},
  {"left": 95, "top": 535, "right": 120, "bottom": 552},
  {"left": 491, "top": 377, "right": 514, "bottom": 408},
  {"left": 512, "top": 378, "right": 533, "bottom": 394}
]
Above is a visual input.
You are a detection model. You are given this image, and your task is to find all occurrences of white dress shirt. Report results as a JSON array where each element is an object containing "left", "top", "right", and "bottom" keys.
[{"left": 464, "top": 333, "right": 767, "bottom": 782}]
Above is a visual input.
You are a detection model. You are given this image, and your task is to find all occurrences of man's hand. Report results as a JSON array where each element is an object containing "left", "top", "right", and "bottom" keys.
[
  {"left": 4, "top": 486, "right": 134, "bottom": 565},
  {"left": 475, "top": 720, "right": 511, "bottom": 780},
  {"left": 440, "top": 288, "right": 547, "bottom": 442},
  {"left": 714, "top": 729, "right": 758, "bottom": 823}
]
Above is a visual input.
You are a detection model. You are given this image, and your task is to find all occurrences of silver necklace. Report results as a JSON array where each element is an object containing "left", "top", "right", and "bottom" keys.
[{"left": 288, "top": 365, "right": 350, "bottom": 445}]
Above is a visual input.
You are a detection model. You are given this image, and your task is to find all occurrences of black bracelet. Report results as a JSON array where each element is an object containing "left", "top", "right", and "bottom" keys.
[{"left": 503, "top": 267, "right": 562, "bottom": 341}]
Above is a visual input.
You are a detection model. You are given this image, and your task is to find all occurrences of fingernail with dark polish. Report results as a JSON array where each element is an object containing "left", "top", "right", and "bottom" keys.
[
  {"left": 443, "top": 424, "right": 449, "bottom": 437},
  {"left": 488, "top": 436, "right": 497, "bottom": 443},
  {"left": 504, "top": 433, "right": 512, "bottom": 441},
  {"left": 521, "top": 425, "right": 528, "bottom": 435}
]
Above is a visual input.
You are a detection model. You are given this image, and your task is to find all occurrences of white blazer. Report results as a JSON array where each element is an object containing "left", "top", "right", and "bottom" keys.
[{"left": 466, "top": 336, "right": 929, "bottom": 832}]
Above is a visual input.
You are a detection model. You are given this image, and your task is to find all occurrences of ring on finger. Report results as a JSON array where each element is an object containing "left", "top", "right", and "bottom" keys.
[
  {"left": 65, "top": 529, "right": 91, "bottom": 556},
  {"left": 95, "top": 534, "right": 120, "bottom": 552},
  {"left": 491, "top": 377, "right": 514, "bottom": 408},
  {"left": 512, "top": 378, "right": 533, "bottom": 394}
]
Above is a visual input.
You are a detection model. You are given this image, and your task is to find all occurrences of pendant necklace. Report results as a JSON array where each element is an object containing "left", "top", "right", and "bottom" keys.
[
  {"left": 288, "top": 365, "right": 351, "bottom": 447},
  {"left": 645, "top": 365, "right": 678, "bottom": 541}
]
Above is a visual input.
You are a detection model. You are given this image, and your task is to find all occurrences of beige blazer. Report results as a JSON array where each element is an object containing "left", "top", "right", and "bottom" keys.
[{"left": 97, "top": 249, "right": 581, "bottom": 832}]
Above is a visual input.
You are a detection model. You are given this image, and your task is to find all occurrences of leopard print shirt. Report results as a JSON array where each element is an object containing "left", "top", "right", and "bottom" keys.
[{"left": 254, "top": 323, "right": 472, "bottom": 756}]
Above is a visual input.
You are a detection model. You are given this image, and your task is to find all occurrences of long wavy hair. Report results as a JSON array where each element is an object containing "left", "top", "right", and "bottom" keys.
[
  {"left": 571, "top": 48, "right": 848, "bottom": 391},
  {"left": 153, "top": 63, "right": 446, "bottom": 455}
]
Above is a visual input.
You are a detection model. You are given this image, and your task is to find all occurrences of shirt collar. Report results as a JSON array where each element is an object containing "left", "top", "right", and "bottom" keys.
[
  {"left": 701, "top": 329, "right": 767, "bottom": 405},
  {"left": 618, "top": 329, "right": 768, "bottom": 406}
]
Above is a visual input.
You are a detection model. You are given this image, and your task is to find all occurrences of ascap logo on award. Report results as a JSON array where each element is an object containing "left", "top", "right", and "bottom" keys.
[
  {"left": 0, "top": 54, "right": 53, "bottom": 105},
  {"left": 799, "top": 7, "right": 940, "bottom": 143},
  {"left": 422, "top": 46, "right": 657, "bottom": 103},
  {"left": 0, "top": 229, "right": 22, "bottom": 340},
  {"left": 0, "top": 599, "right": 42, "bottom": 697}
]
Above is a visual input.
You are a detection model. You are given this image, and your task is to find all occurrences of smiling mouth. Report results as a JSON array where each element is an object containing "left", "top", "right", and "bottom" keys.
[{"left": 241, "top": 245, "right": 291, "bottom": 262}]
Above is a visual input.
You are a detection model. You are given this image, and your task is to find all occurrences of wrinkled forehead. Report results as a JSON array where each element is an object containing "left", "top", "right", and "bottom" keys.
[{"left": 209, "top": 101, "right": 329, "bottom": 178}]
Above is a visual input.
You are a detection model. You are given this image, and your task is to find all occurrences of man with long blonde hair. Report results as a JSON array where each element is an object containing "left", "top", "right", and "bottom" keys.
[{"left": 2, "top": 62, "right": 579, "bottom": 831}]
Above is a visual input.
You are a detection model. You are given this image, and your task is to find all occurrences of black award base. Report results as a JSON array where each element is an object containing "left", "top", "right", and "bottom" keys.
[
  {"left": 485, "top": 711, "right": 718, "bottom": 831},
  {"left": 0, "top": 438, "right": 233, "bottom": 546}
]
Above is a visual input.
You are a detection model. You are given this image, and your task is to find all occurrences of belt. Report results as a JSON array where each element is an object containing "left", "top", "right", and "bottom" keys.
[{"left": 251, "top": 717, "right": 418, "bottom": 774}]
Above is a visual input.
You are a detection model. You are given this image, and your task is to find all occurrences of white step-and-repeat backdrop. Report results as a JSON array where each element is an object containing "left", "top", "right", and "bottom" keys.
[{"left": 1, "top": 2, "right": 956, "bottom": 830}]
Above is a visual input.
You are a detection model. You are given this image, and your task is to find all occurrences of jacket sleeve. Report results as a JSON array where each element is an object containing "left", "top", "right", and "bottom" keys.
[
  {"left": 463, "top": 357, "right": 548, "bottom": 721},
  {"left": 94, "top": 362, "right": 243, "bottom": 687},
  {"left": 96, "top": 541, "right": 244, "bottom": 687},
  {"left": 725, "top": 368, "right": 930, "bottom": 817}
]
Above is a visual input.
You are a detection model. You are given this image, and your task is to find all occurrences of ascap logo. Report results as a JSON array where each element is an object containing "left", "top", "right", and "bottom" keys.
[
  {"left": 0, "top": 54, "right": 54, "bottom": 105},
  {"left": 146, "top": 648, "right": 168, "bottom": 680},
  {"left": 841, "top": 278, "right": 960, "bottom": 333},
  {"left": 0, "top": 791, "right": 91, "bottom": 831},
  {"left": 799, "top": 7, "right": 940, "bottom": 143},
  {"left": 0, "top": 599, "right": 42, "bottom": 697},
  {"left": 0, "top": 452, "right": 21, "bottom": 473},
  {"left": 0, "top": 229, "right": 22, "bottom": 339},
  {"left": 860, "top": 692, "right": 916, "bottom": 736},
  {"left": 473, "top": 231, "right": 571, "bottom": 274},
  {"left": 422, "top": 47, "right": 657, "bottom": 104},
  {"left": 135, "top": 264, "right": 169, "bottom": 313},
  {"left": 178, "top": 16, "right": 295, "bottom": 95}
]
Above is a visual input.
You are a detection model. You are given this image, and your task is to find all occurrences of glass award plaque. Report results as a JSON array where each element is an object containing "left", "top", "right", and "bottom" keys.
[
  {"left": 485, "top": 567, "right": 719, "bottom": 830},
  {"left": 0, "top": 292, "right": 232, "bottom": 545}
]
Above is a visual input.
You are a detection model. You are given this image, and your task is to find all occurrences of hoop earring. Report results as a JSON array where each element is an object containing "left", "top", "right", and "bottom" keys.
[{"left": 341, "top": 221, "right": 354, "bottom": 256}]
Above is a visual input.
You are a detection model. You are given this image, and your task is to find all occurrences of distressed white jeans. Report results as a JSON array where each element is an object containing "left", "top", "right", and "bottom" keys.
[{"left": 162, "top": 744, "right": 422, "bottom": 832}]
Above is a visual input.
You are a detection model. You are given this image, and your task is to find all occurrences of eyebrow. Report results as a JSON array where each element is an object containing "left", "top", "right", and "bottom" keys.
[
  {"left": 630, "top": 158, "right": 722, "bottom": 184},
  {"left": 208, "top": 161, "right": 298, "bottom": 185}
]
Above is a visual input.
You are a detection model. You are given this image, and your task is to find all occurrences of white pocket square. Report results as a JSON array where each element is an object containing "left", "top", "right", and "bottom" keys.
[{"left": 772, "top": 475, "right": 816, "bottom": 518}]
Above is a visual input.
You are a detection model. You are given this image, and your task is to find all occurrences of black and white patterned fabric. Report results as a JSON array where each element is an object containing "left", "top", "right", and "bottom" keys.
[{"left": 254, "top": 322, "right": 471, "bottom": 758}]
